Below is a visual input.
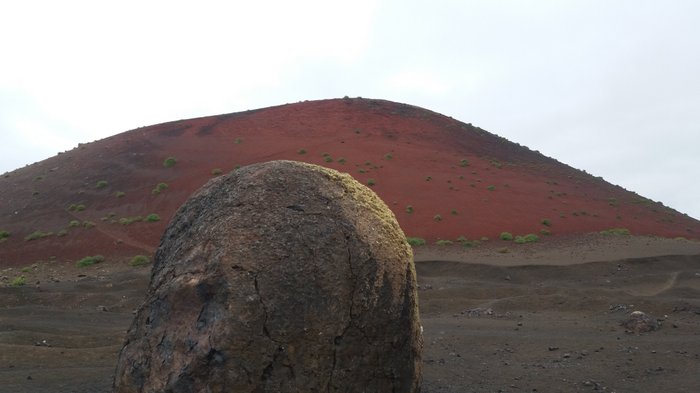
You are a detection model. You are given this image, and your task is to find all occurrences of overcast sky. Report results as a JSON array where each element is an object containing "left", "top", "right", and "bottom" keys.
[{"left": 1, "top": 0, "right": 699, "bottom": 219}]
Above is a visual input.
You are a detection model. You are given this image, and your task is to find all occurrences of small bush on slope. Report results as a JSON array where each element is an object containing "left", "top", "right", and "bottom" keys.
[
  {"left": 514, "top": 234, "right": 539, "bottom": 244},
  {"left": 130, "top": 255, "right": 150, "bottom": 267},
  {"left": 600, "top": 228, "right": 631, "bottom": 236},
  {"left": 406, "top": 237, "right": 426, "bottom": 246},
  {"left": 25, "top": 231, "right": 51, "bottom": 241},
  {"left": 456, "top": 237, "right": 479, "bottom": 247},
  {"left": 152, "top": 182, "right": 169, "bottom": 194},
  {"left": 67, "top": 203, "right": 86, "bottom": 212},
  {"left": 76, "top": 255, "right": 105, "bottom": 268},
  {"left": 500, "top": 232, "right": 514, "bottom": 241},
  {"left": 163, "top": 157, "right": 177, "bottom": 168}
]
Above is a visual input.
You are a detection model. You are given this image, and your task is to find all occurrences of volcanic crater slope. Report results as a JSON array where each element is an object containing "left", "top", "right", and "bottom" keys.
[{"left": 1, "top": 98, "right": 699, "bottom": 267}]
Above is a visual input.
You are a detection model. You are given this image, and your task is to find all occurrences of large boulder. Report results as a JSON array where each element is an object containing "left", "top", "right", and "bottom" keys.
[{"left": 113, "top": 160, "right": 423, "bottom": 393}]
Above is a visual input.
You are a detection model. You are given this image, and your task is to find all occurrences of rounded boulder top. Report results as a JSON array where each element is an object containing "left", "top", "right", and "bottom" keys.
[{"left": 113, "top": 160, "right": 423, "bottom": 393}]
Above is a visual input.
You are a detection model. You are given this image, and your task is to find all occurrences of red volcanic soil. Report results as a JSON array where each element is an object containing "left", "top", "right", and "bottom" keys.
[{"left": 1, "top": 98, "right": 699, "bottom": 268}]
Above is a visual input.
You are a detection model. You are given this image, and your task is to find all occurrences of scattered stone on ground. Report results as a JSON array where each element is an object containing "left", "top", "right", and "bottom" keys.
[{"left": 621, "top": 311, "right": 660, "bottom": 333}]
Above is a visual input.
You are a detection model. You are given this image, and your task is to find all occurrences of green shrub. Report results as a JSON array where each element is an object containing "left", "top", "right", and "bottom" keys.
[
  {"left": 525, "top": 233, "right": 539, "bottom": 242},
  {"left": 540, "top": 228, "right": 551, "bottom": 236},
  {"left": 119, "top": 216, "right": 143, "bottom": 225},
  {"left": 425, "top": 176, "right": 432, "bottom": 181},
  {"left": 95, "top": 180, "right": 108, "bottom": 189},
  {"left": 541, "top": 219, "right": 551, "bottom": 227},
  {"left": 56, "top": 229, "right": 68, "bottom": 237},
  {"left": 600, "top": 228, "right": 631, "bottom": 236},
  {"left": 462, "top": 239, "right": 479, "bottom": 248},
  {"left": 457, "top": 237, "right": 479, "bottom": 248},
  {"left": 497, "top": 247, "right": 510, "bottom": 254},
  {"left": 129, "top": 255, "right": 150, "bottom": 267},
  {"left": 338, "top": 157, "right": 346, "bottom": 164},
  {"left": 0, "top": 230, "right": 9, "bottom": 239},
  {"left": 67, "top": 203, "right": 86, "bottom": 212},
  {"left": 459, "top": 159, "right": 469, "bottom": 167},
  {"left": 406, "top": 237, "right": 426, "bottom": 246},
  {"left": 145, "top": 213, "right": 161, "bottom": 222},
  {"left": 433, "top": 214, "right": 442, "bottom": 222},
  {"left": 25, "top": 231, "right": 50, "bottom": 241},
  {"left": 323, "top": 156, "right": 333, "bottom": 163},
  {"left": 406, "top": 205, "right": 414, "bottom": 214},
  {"left": 451, "top": 209, "right": 458, "bottom": 215},
  {"left": 115, "top": 191, "right": 126, "bottom": 198},
  {"left": 500, "top": 232, "right": 513, "bottom": 241},
  {"left": 211, "top": 168, "right": 223, "bottom": 176},
  {"left": 163, "top": 157, "right": 177, "bottom": 168},
  {"left": 436, "top": 239, "right": 453, "bottom": 246},
  {"left": 384, "top": 153, "right": 393, "bottom": 160},
  {"left": 152, "top": 182, "right": 169, "bottom": 194},
  {"left": 514, "top": 234, "right": 539, "bottom": 244},
  {"left": 297, "top": 148, "right": 307, "bottom": 155},
  {"left": 234, "top": 138, "right": 243, "bottom": 144},
  {"left": 10, "top": 276, "right": 26, "bottom": 286},
  {"left": 367, "top": 179, "right": 376, "bottom": 187},
  {"left": 68, "top": 220, "right": 81, "bottom": 228},
  {"left": 76, "top": 255, "right": 105, "bottom": 268},
  {"left": 83, "top": 221, "right": 95, "bottom": 229},
  {"left": 487, "top": 185, "right": 496, "bottom": 191}
]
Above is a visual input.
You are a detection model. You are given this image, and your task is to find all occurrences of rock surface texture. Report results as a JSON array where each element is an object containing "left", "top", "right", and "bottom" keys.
[
  {"left": 621, "top": 311, "right": 660, "bottom": 334},
  {"left": 113, "top": 160, "right": 422, "bottom": 393}
]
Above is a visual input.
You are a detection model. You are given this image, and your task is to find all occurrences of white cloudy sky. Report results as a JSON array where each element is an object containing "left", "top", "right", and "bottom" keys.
[{"left": 1, "top": 0, "right": 699, "bottom": 219}]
